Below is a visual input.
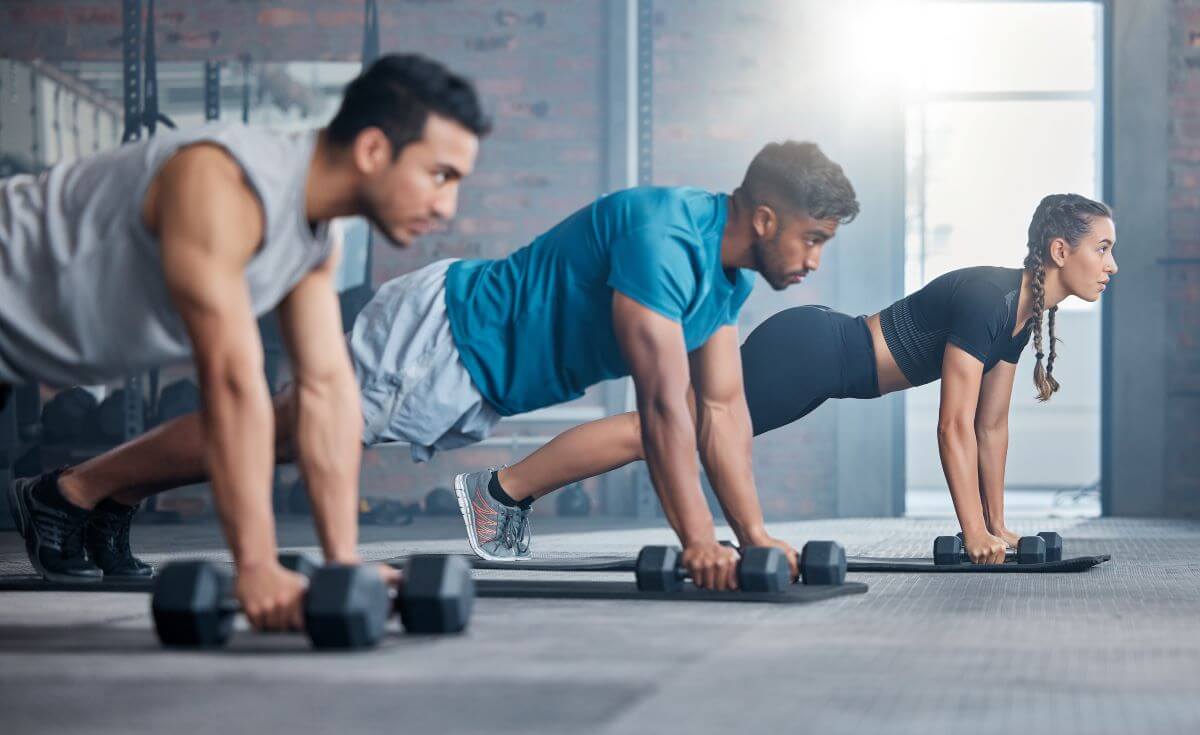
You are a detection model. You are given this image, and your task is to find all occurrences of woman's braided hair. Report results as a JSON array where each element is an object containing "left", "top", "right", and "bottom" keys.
[{"left": 1023, "top": 194, "right": 1113, "bottom": 401}]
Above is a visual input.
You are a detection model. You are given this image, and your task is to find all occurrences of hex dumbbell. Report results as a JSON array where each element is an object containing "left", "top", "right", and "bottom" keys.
[
  {"left": 278, "top": 553, "right": 474, "bottom": 635},
  {"left": 151, "top": 556, "right": 389, "bottom": 650},
  {"left": 799, "top": 540, "right": 848, "bottom": 585},
  {"left": 635, "top": 545, "right": 787, "bottom": 592},
  {"left": 949, "top": 530, "right": 1064, "bottom": 562},
  {"left": 635, "top": 540, "right": 848, "bottom": 592},
  {"left": 936, "top": 534, "right": 1046, "bottom": 565},
  {"left": 390, "top": 554, "right": 474, "bottom": 634}
]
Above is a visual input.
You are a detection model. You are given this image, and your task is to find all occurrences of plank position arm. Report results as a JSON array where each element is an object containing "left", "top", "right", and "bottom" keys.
[
  {"left": 612, "top": 292, "right": 741, "bottom": 591},
  {"left": 973, "top": 359, "right": 1020, "bottom": 548},
  {"left": 274, "top": 239, "right": 363, "bottom": 566},
  {"left": 937, "top": 343, "right": 1008, "bottom": 564},
  {"left": 151, "top": 145, "right": 305, "bottom": 630},
  {"left": 688, "top": 324, "right": 799, "bottom": 577}
]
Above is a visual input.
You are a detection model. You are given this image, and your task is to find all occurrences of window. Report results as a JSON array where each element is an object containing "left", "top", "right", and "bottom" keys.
[{"left": 905, "top": 1, "right": 1105, "bottom": 511}]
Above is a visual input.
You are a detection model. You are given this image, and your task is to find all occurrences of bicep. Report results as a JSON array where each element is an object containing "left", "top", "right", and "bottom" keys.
[
  {"left": 938, "top": 343, "right": 985, "bottom": 428},
  {"left": 688, "top": 325, "right": 744, "bottom": 405},
  {"left": 612, "top": 291, "right": 689, "bottom": 402},
  {"left": 975, "top": 360, "right": 1016, "bottom": 432}
]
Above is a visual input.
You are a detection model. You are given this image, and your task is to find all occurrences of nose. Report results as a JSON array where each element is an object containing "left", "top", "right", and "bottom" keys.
[
  {"left": 806, "top": 248, "right": 822, "bottom": 273},
  {"left": 1108, "top": 254, "right": 1118, "bottom": 276},
  {"left": 433, "top": 185, "right": 459, "bottom": 221}
]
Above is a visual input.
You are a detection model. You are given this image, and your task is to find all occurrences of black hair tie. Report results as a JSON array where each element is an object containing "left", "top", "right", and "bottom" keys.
[{"left": 1036, "top": 352, "right": 1045, "bottom": 360}]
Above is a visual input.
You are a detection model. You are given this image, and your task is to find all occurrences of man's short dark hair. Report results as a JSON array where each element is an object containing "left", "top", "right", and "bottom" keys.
[
  {"left": 327, "top": 54, "right": 491, "bottom": 156},
  {"left": 734, "top": 141, "right": 859, "bottom": 224}
]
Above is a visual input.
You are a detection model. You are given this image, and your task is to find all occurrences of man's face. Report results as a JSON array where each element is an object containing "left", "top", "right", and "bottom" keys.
[
  {"left": 357, "top": 113, "right": 479, "bottom": 247},
  {"left": 750, "top": 208, "right": 840, "bottom": 291}
]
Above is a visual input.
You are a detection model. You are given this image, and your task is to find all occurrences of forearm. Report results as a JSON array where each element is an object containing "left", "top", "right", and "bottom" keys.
[
  {"left": 937, "top": 423, "right": 987, "bottom": 534},
  {"left": 200, "top": 369, "right": 278, "bottom": 570},
  {"left": 975, "top": 426, "right": 1009, "bottom": 529},
  {"left": 640, "top": 397, "right": 715, "bottom": 546},
  {"left": 293, "top": 370, "right": 363, "bottom": 564},
  {"left": 696, "top": 400, "right": 768, "bottom": 545}
]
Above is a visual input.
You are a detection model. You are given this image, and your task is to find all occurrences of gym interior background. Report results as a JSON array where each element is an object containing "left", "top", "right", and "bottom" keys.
[
  {"left": 1, "top": 2, "right": 1199, "bottom": 733},
  {"left": 2, "top": 0, "right": 1192, "bottom": 525}
]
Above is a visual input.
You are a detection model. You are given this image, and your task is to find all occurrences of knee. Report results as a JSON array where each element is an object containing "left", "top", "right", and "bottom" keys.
[{"left": 621, "top": 412, "right": 646, "bottom": 460}]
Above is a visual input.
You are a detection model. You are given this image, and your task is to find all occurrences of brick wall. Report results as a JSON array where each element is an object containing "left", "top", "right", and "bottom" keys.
[{"left": 651, "top": 1, "right": 843, "bottom": 518}]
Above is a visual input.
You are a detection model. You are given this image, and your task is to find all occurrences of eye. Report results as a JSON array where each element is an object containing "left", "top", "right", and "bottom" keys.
[
  {"left": 1098, "top": 246, "right": 1108, "bottom": 254},
  {"left": 433, "top": 170, "right": 449, "bottom": 185}
]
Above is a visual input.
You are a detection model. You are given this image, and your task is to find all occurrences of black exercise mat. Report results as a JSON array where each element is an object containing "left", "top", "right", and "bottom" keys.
[
  {"left": 473, "top": 578, "right": 867, "bottom": 603},
  {"left": 410, "top": 551, "right": 1112, "bottom": 574},
  {"left": 0, "top": 573, "right": 866, "bottom": 603},
  {"left": 0, "top": 576, "right": 153, "bottom": 593},
  {"left": 845, "top": 554, "right": 1111, "bottom": 573}
]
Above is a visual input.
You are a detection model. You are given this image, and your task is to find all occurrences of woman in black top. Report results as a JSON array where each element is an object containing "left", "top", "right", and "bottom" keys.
[{"left": 492, "top": 193, "right": 1117, "bottom": 566}]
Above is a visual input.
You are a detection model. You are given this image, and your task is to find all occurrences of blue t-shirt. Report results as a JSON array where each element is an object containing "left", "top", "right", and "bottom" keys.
[{"left": 444, "top": 186, "right": 755, "bottom": 416}]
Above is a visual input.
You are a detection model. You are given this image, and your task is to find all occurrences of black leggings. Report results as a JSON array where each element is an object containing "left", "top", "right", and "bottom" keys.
[{"left": 741, "top": 305, "right": 881, "bottom": 436}]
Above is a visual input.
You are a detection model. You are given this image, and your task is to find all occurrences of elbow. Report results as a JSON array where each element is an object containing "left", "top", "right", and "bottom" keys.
[
  {"left": 974, "top": 419, "right": 1008, "bottom": 441},
  {"left": 196, "top": 351, "right": 265, "bottom": 403},
  {"left": 936, "top": 418, "right": 974, "bottom": 446}
]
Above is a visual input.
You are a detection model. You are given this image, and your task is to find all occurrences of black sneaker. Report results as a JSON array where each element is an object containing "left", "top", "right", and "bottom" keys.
[
  {"left": 85, "top": 499, "right": 153, "bottom": 578},
  {"left": 7, "top": 470, "right": 102, "bottom": 583}
]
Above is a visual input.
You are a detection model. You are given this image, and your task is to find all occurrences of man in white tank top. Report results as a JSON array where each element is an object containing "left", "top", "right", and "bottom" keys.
[{"left": 3, "top": 55, "right": 489, "bottom": 632}]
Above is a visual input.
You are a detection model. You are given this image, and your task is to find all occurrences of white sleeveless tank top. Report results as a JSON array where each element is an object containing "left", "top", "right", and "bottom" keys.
[{"left": 0, "top": 124, "right": 334, "bottom": 386}]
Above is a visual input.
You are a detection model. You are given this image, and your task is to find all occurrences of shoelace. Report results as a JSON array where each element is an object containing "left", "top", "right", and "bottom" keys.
[
  {"left": 90, "top": 507, "right": 137, "bottom": 556},
  {"left": 31, "top": 498, "right": 87, "bottom": 556},
  {"left": 496, "top": 505, "right": 530, "bottom": 551}
]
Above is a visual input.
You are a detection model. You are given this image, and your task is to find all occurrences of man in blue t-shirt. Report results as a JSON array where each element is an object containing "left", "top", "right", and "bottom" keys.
[
  {"left": 42, "top": 141, "right": 858, "bottom": 591},
  {"left": 356, "top": 140, "right": 857, "bottom": 587}
]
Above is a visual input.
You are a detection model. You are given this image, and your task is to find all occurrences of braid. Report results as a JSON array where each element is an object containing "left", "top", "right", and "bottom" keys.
[
  {"left": 1022, "top": 193, "right": 1111, "bottom": 402},
  {"left": 1026, "top": 254, "right": 1055, "bottom": 402},
  {"left": 1045, "top": 305, "right": 1061, "bottom": 396}
]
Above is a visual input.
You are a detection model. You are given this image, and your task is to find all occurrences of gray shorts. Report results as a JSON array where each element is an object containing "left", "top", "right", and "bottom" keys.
[{"left": 348, "top": 259, "right": 501, "bottom": 461}]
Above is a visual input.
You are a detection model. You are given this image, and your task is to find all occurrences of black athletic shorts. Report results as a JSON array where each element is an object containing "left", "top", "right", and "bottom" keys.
[{"left": 741, "top": 305, "right": 881, "bottom": 436}]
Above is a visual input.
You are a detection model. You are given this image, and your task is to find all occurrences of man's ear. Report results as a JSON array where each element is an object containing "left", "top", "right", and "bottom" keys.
[
  {"left": 753, "top": 205, "right": 778, "bottom": 240},
  {"left": 352, "top": 127, "right": 393, "bottom": 175}
]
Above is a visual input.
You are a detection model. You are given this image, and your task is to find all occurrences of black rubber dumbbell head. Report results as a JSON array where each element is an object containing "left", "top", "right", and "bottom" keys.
[
  {"left": 738, "top": 547, "right": 791, "bottom": 592},
  {"left": 800, "top": 541, "right": 847, "bottom": 585},
  {"left": 635, "top": 545, "right": 682, "bottom": 592},
  {"left": 1015, "top": 535, "right": 1047, "bottom": 565},
  {"left": 278, "top": 552, "right": 317, "bottom": 578},
  {"left": 304, "top": 564, "right": 390, "bottom": 650},
  {"left": 933, "top": 535, "right": 964, "bottom": 565},
  {"left": 397, "top": 555, "right": 475, "bottom": 634},
  {"left": 1037, "top": 531, "right": 1063, "bottom": 562},
  {"left": 151, "top": 561, "right": 236, "bottom": 648}
]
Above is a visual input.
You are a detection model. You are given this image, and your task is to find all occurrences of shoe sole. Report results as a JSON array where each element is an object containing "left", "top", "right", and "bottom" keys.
[
  {"left": 10, "top": 478, "right": 101, "bottom": 585},
  {"left": 453, "top": 473, "right": 529, "bottom": 563}
]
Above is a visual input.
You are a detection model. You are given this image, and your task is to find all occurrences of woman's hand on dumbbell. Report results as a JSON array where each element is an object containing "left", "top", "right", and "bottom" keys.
[
  {"left": 962, "top": 529, "right": 1007, "bottom": 565},
  {"left": 988, "top": 526, "right": 1022, "bottom": 550},
  {"left": 681, "top": 541, "right": 741, "bottom": 591},
  {"left": 234, "top": 560, "right": 308, "bottom": 633}
]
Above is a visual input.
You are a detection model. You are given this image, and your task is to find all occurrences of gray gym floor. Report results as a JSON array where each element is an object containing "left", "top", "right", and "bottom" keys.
[{"left": 2, "top": 514, "right": 1198, "bottom": 735}]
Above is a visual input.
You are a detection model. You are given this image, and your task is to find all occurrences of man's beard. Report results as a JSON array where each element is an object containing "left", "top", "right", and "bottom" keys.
[{"left": 753, "top": 234, "right": 791, "bottom": 291}]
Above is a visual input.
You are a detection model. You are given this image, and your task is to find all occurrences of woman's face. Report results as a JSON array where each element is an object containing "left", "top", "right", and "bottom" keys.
[{"left": 1054, "top": 216, "right": 1118, "bottom": 303}]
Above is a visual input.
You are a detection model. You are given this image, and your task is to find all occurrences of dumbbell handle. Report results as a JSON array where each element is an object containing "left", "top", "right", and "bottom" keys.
[{"left": 669, "top": 545, "right": 743, "bottom": 581}]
